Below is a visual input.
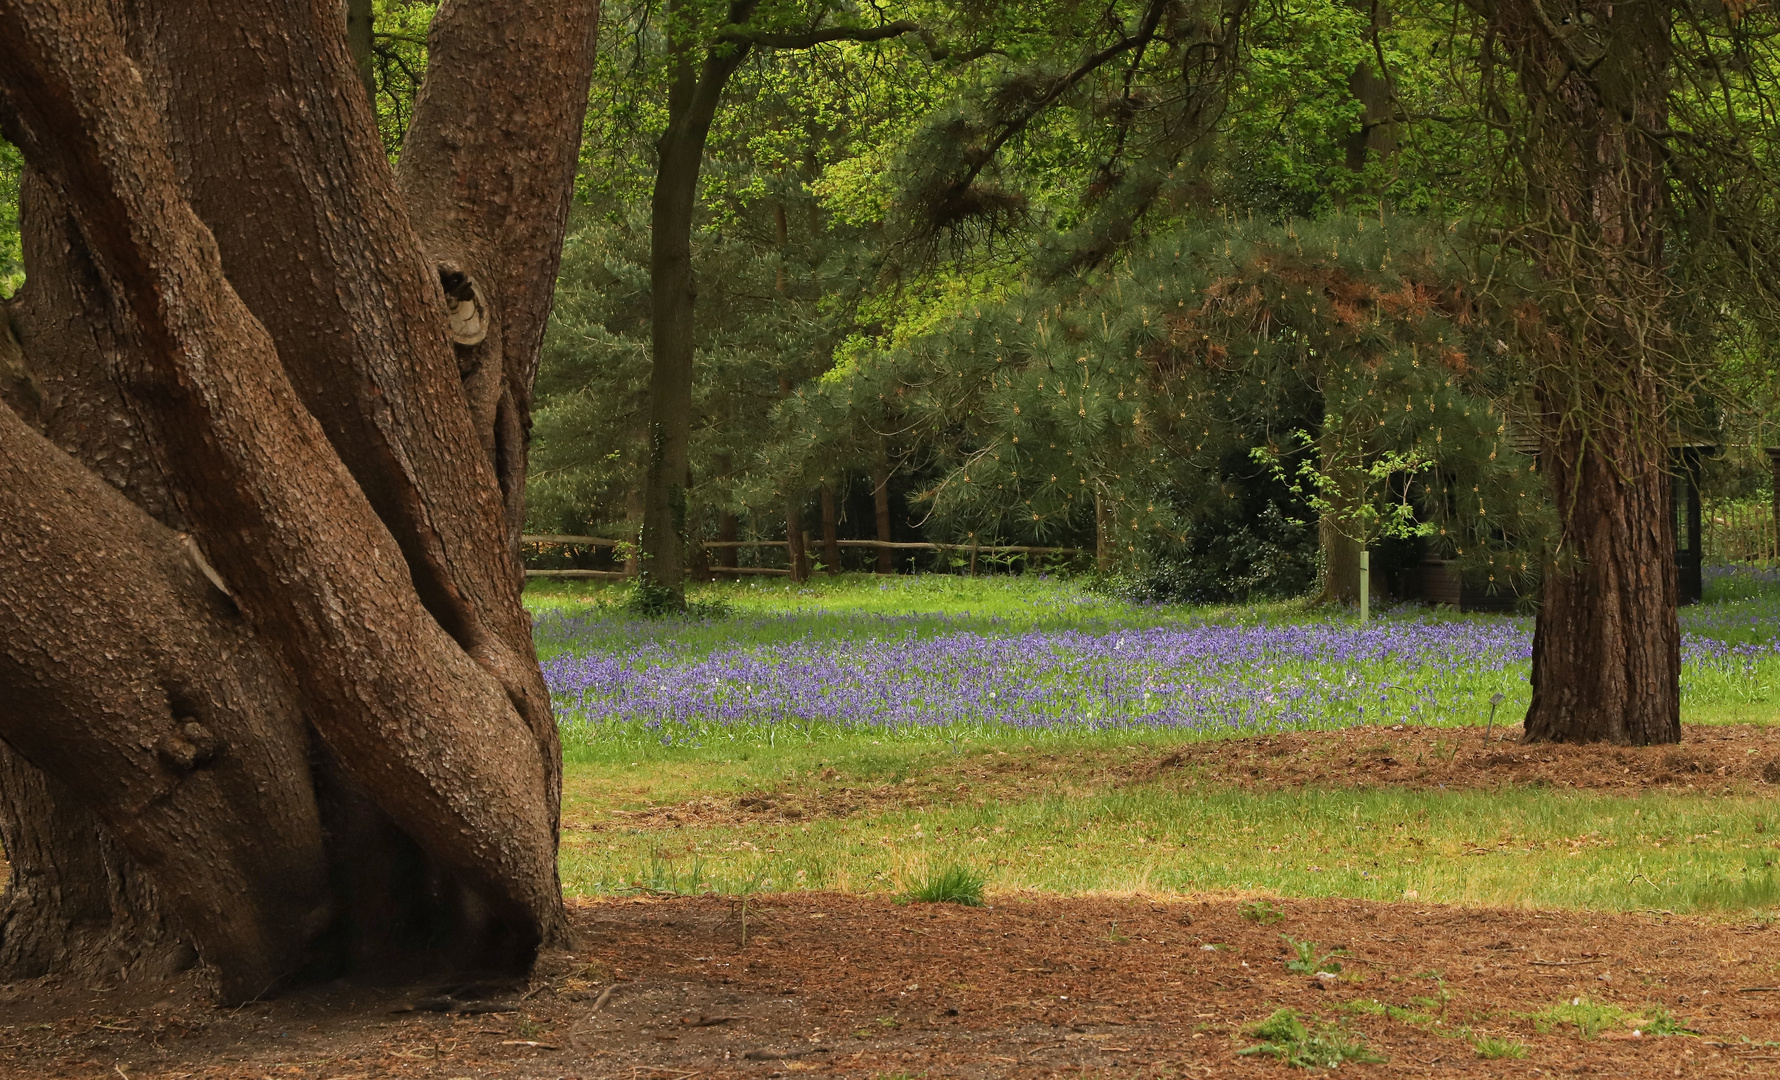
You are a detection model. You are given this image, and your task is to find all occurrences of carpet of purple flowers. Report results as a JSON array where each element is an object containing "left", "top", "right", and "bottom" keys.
[
  {"left": 533, "top": 569, "right": 1780, "bottom": 742},
  {"left": 541, "top": 617, "right": 1536, "bottom": 736}
]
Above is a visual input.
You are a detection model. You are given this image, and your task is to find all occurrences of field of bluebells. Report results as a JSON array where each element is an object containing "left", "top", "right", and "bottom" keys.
[{"left": 530, "top": 568, "right": 1780, "bottom": 747}]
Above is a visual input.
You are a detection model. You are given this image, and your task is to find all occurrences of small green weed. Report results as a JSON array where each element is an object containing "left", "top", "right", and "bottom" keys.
[
  {"left": 1530, "top": 997, "right": 1634, "bottom": 1038},
  {"left": 1240, "top": 899, "right": 1286, "bottom": 924},
  {"left": 1635, "top": 1004, "right": 1695, "bottom": 1036},
  {"left": 1282, "top": 934, "right": 1348, "bottom": 975},
  {"left": 1470, "top": 1034, "right": 1528, "bottom": 1059},
  {"left": 1239, "top": 1009, "right": 1385, "bottom": 1068},
  {"left": 899, "top": 864, "right": 986, "bottom": 906}
]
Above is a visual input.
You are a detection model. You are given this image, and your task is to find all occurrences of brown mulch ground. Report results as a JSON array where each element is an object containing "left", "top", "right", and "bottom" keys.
[
  {"left": 1140, "top": 723, "right": 1780, "bottom": 797},
  {"left": 580, "top": 725, "right": 1780, "bottom": 836},
  {"left": 4, "top": 894, "right": 1780, "bottom": 1078}
]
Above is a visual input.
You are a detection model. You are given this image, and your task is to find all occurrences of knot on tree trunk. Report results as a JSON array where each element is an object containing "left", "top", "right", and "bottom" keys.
[
  {"left": 156, "top": 721, "right": 223, "bottom": 772},
  {"left": 439, "top": 265, "right": 488, "bottom": 347}
]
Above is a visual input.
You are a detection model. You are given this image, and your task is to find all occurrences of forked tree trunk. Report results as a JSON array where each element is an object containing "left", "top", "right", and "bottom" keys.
[
  {"left": 0, "top": 0, "right": 599, "bottom": 999},
  {"left": 1474, "top": 0, "right": 1680, "bottom": 744}
]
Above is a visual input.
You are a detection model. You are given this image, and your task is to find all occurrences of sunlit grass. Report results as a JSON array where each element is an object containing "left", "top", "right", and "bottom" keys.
[{"left": 561, "top": 771, "right": 1780, "bottom": 915}]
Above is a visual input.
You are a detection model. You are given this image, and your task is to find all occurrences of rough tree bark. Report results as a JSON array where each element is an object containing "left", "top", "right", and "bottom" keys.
[
  {"left": 1469, "top": 0, "right": 1681, "bottom": 744},
  {"left": 0, "top": 0, "right": 599, "bottom": 999}
]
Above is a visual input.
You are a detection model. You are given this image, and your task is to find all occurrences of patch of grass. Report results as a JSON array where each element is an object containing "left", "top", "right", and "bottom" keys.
[
  {"left": 1240, "top": 899, "right": 1286, "bottom": 924},
  {"left": 1238, "top": 1009, "right": 1385, "bottom": 1068},
  {"left": 560, "top": 768, "right": 1780, "bottom": 914},
  {"left": 898, "top": 864, "right": 985, "bottom": 906},
  {"left": 1469, "top": 1034, "right": 1528, "bottom": 1059},
  {"left": 1281, "top": 935, "right": 1347, "bottom": 975},
  {"left": 1529, "top": 997, "right": 1636, "bottom": 1038}
]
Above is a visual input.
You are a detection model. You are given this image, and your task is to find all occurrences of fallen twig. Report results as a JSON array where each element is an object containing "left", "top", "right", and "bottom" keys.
[
  {"left": 591, "top": 982, "right": 627, "bottom": 1011},
  {"left": 742, "top": 1045, "right": 833, "bottom": 1061}
]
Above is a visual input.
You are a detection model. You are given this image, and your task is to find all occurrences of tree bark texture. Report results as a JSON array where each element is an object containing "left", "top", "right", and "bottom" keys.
[
  {"left": 0, "top": 0, "right": 599, "bottom": 998},
  {"left": 1471, "top": 0, "right": 1681, "bottom": 744}
]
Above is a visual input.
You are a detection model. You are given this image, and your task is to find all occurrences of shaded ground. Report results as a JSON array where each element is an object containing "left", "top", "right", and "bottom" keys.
[
  {"left": 571, "top": 725, "right": 1780, "bottom": 834},
  {"left": 4, "top": 894, "right": 1780, "bottom": 1078}
]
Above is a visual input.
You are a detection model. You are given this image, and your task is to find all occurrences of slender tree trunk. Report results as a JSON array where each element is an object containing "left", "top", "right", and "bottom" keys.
[
  {"left": 715, "top": 454, "right": 739, "bottom": 570},
  {"left": 787, "top": 500, "right": 809, "bottom": 582},
  {"left": 718, "top": 511, "right": 740, "bottom": 568},
  {"left": 821, "top": 483, "right": 841, "bottom": 574},
  {"left": 640, "top": 15, "right": 750, "bottom": 607},
  {"left": 344, "top": 0, "right": 376, "bottom": 105},
  {"left": 873, "top": 445, "right": 895, "bottom": 574},
  {"left": 1473, "top": 0, "right": 1680, "bottom": 744},
  {"left": 1095, "top": 492, "right": 1113, "bottom": 572}
]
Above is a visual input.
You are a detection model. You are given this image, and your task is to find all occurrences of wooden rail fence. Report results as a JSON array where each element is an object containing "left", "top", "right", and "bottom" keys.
[
  {"left": 520, "top": 535, "right": 1083, "bottom": 579},
  {"left": 1703, "top": 501, "right": 1778, "bottom": 565}
]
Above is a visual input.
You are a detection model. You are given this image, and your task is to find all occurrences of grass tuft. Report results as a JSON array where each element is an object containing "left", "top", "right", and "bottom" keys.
[
  {"left": 1529, "top": 997, "right": 1634, "bottom": 1038},
  {"left": 1469, "top": 1034, "right": 1528, "bottom": 1059},
  {"left": 1239, "top": 1008, "right": 1385, "bottom": 1068},
  {"left": 899, "top": 864, "right": 986, "bottom": 906}
]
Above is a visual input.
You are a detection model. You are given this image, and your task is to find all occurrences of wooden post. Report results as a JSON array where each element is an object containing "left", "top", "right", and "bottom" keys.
[{"left": 820, "top": 483, "right": 841, "bottom": 574}]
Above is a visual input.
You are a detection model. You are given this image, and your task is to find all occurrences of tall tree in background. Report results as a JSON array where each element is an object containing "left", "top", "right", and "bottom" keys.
[
  {"left": 638, "top": 0, "right": 935, "bottom": 608},
  {"left": 0, "top": 0, "right": 598, "bottom": 998}
]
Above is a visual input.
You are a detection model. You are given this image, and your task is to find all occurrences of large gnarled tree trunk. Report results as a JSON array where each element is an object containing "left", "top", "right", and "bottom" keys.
[
  {"left": 0, "top": 0, "right": 599, "bottom": 999},
  {"left": 1471, "top": 0, "right": 1681, "bottom": 744}
]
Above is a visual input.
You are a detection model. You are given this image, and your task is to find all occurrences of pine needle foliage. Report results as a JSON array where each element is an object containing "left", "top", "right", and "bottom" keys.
[{"left": 783, "top": 212, "right": 1551, "bottom": 593}]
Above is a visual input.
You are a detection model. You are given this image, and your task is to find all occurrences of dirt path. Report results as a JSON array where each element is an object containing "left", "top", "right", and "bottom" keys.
[{"left": 3, "top": 895, "right": 1778, "bottom": 1078}]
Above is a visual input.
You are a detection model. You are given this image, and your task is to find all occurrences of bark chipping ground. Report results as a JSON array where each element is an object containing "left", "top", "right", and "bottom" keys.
[{"left": 0, "top": 895, "right": 1776, "bottom": 1077}]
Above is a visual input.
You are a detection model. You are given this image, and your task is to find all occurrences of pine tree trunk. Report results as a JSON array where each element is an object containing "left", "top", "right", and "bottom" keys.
[
  {"left": 0, "top": 0, "right": 599, "bottom": 999},
  {"left": 1526, "top": 415, "right": 1679, "bottom": 743},
  {"left": 1474, "top": 0, "right": 1680, "bottom": 744}
]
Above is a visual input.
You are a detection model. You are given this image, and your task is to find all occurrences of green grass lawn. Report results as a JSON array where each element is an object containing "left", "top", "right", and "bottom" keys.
[{"left": 534, "top": 570, "right": 1780, "bottom": 916}]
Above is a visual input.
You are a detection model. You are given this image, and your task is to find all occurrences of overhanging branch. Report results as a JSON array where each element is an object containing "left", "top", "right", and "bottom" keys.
[{"left": 717, "top": 19, "right": 921, "bottom": 50}]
